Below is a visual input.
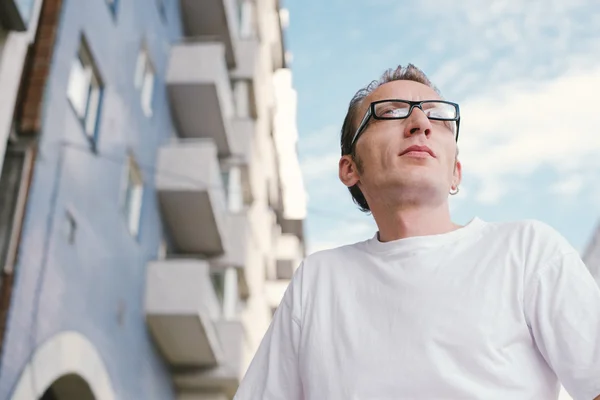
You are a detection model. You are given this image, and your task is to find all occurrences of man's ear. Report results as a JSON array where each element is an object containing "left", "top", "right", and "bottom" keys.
[
  {"left": 339, "top": 155, "right": 361, "bottom": 188},
  {"left": 452, "top": 158, "right": 462, "bottom": 189}
]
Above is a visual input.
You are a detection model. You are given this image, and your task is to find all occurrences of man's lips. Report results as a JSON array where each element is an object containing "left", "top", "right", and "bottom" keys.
[{"left": 400, "top": 145, "right": 436, "bottom": 158}]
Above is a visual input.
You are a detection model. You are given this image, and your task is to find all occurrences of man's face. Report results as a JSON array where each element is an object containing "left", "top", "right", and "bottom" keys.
[{"left": 339, "top": 80, "right": 462, "bottom": 206}]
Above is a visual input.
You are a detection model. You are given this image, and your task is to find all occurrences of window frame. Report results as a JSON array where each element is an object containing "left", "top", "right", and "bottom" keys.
[
  {"left": 66, "top": 36, "right": 104, "bottom": 148},
  {"left": 134, "top": 47, "right": 156, "bottom": 118},
  {"left": 121, "top": 155, "right": 145, "bottom": 239}
]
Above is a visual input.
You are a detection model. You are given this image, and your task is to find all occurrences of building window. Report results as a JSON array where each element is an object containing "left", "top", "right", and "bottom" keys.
[
  {"left": 134, "top": 48, "right": 155, "bottom": 117},
  {"left": 67, "top": 37, "right": 103, "bottom": 144},
  {"left": 123, "top": 156, "right": 144, "bottom": 238},
  {"left": 0, "top": 147, "right": 26, "bottom": 269}
]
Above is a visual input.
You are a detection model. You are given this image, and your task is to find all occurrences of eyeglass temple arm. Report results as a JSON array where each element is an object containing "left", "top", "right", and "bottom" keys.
[{"left": 349, "top": 107, "right": 373, "bottom": 148}]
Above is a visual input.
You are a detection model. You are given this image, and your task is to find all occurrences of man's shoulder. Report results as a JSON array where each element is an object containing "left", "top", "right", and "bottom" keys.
[
  {"left": 482, "top": 218, "right": 577, "bottom": 263},
  {"left": 298, "top": 239, "right": 372, "bottom": 277},
  {"left": 304, "top": 239, "right": 371, "bottom": 264},
  {"left": 485, "top": 218, "right": 570, "bottom": 244}
]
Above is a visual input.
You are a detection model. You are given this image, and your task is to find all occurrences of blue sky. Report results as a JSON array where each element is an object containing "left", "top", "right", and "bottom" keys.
[{"left": 284, "top": 0, "right": 600, "bottom": 255}]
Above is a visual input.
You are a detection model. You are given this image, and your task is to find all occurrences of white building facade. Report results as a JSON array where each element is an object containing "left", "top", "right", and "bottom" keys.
[{"left": 0, "top": 0, "right": 306, "bottom": 399}]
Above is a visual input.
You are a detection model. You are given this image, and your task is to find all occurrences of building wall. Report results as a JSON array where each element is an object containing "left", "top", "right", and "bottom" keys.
[
  {"left": 0, "top": 0, "right": 43, "bottom": 172},
  {"left": 272, "top": 68, "right": 307, "bottom": 221},
  {"left": 0, "top": 0, "right": 307, "bottom": 398},
  {"left": 0, "top": 0, "right": 184, "bottom": 398},
  {"left": 232, "top": 0, "right": 307, "bottom": 372}
]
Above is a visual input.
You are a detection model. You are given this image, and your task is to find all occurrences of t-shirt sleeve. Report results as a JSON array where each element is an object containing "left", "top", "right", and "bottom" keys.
[
  {"left": 524, "top": 251, "right": 600, "bottom": 400},
  {"left": 233, "top": 263, "right": 304, "bottom": 400}
]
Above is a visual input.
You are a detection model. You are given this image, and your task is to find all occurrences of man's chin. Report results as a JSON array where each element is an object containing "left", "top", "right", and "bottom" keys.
[{"left": 382, "top": 175, "right": 437, "bottom": 190}]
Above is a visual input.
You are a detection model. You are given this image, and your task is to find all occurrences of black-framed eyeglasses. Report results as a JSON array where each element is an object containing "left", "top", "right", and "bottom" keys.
[{"left": 344, "top": 99, "right": 461, "bottom": 154}]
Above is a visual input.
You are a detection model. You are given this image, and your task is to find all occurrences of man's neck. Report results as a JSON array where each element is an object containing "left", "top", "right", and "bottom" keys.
[{"left": 371, "top": 201, "right": 460, "bottom": 243}]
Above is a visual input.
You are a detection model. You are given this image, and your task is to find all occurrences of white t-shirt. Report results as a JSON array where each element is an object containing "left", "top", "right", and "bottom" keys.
[{"left": 234, "top": 218, "right": 600, "bottom": 400}]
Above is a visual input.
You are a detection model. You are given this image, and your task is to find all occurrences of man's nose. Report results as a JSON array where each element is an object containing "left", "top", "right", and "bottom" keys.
[{"left": 403, "top": 107, "right": 432, "bottom": 138}]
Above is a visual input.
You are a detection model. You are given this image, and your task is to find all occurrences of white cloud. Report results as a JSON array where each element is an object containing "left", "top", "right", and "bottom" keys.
[
  {"left": 299, "top": 124, "right": 340, "bottom": 154},
  {"left": 431, "top": 60, "right": 464, "bottom": 91},
  {"left": 300, "top": 153, "right": 339, "bottom": 182},
  {"left": 300, "top": 66, "right": 600, "bottom": 206},
  {"left": 449, "top": 185, "right": 469, "bottom": 211},
  {"left": 550, "top": 175, "right": 585, "bottom": 198},
  {"left": 393, "top": 0, "right": 600, "bottom": 98},
  {"left": 458, "top": 66, "right": 600, "bottom": 203},
  {"left": 299, "top": 124, "right": 341, "bottom": 183},
  {"left": 475, "top": 182, "right": 506, "bottom": 205}
]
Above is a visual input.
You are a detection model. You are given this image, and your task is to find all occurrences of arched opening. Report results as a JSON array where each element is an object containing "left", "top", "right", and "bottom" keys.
[
  {"left": 10, "top": 331, "right": 115, "bottom": 400},
  {"left": 40, "top": 374, "right": 95, "bottom": 400}
]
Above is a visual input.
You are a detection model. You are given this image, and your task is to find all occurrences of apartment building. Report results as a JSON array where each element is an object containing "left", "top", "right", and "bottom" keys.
[{"left": 0, "top": 0, "right": 306, "bottom": 399}]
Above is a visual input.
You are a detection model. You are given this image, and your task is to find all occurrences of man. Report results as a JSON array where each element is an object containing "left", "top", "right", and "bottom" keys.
[{"left": 234, "top": 64, "right": 600, "bottom": 400}]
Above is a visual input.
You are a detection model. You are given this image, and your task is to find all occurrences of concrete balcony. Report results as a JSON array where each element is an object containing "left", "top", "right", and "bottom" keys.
[
  {"left": 280, "top": 217, "right": 305, "bottom": 242},
  {"left": 145, "top": 259, "right": 224, "bottom": 367},
  {"left": 211, "top": 213, "right": 248, "bottom": 269},
  {"left": 276, "top": 259, "right": 295, "bottom": 280},
  {"left": 156, "top": 139, "right": 229, "bottom": 256},
  {"left": 174, "top": 320, "right": 246, "bottom": 398},
  {"left": 274, "top": 233, "right": 303, "bottom": 280},
  {"left": 256, "top": 2, "right": 285, "bottom": 70},
  {"left": 230, "top": 118, "right": 256, "bottom": 204},
  {"left": 231, "top": 38, "right": 260, "bottom": 81},
  {"left": 211, "top": 212, "right": 251, "bottom": 300},
  {"left": 179, "top": 0, "right": 239, "bottom": 67},
  {"left": 229, "top": 118, "right": 254, "bottom": 164},
  {"left": 231, "top": 38, "right": 260, "bottom": 118},
  {"left": 268, "top": 9, "right": 285, "bottom": 70},
  {"left": 166, "top": 41, "right": 236, "bottom": 157}
]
